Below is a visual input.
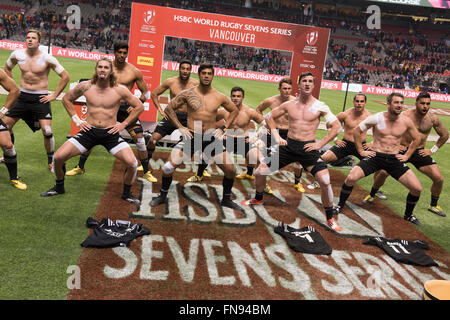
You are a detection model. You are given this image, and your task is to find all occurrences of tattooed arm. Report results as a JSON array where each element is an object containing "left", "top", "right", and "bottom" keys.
[
  {"left": 164, "top": 89, "right": 196, "bottom": 138},
  {"left": 62, "top": 81, "right": 92, "bottom": 131}
]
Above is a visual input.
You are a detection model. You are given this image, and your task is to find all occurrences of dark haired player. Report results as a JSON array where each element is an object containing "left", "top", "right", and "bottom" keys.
[{"left": 362, "top": 92, "right": 449, "bottom": 217}]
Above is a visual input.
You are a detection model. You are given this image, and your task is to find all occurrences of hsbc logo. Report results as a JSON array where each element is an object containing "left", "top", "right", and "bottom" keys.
[
  {"left": 143, "top": 10, "right": 156, "bottom": 24},
  {"left": 306, "top": 31, "right": 318, "bottom": 46}
]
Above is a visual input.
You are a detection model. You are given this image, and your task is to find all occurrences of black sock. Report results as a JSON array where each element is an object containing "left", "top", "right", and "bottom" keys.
[
  {"left": 255, "top": 191, "right": 264, "bottom": 201},
  {"left": 78, "top": 154, "right": 89, "bottom": 169},
  {"left": 430, "top": 195, "right": 439, "bottom": 207},
  {"left": 338, "top": 183, "right": 353, "bottom": 208},
  {"left": 294, "top": 174, "right": 301, "bottom": 185},
  {"left": 370, "top": 187, "right": 379, "bottom": 197},
  {"left": 246, "top": 166, "right": 254, "bottom": 176},
  {"left": 141, "top": 158, "right": 149, "bottom": 173},
  {"left": 160, "top": 176, "right": 173, "bottom": 198},
  {"left": 122, "top": 184, "right": 131, "bottom": 196},
  {"left": 405, "top": 193, "right": 420, "bottom": 217},
  {"left": 222, "top": 177, "right": 234, "bottom": 200},
  {"left": 325, "top": 206, "right": 334, "bottom": 220},
  {"left": 197, "top": 162, "right": 208, "bottom": 177},
  {"left": 47, "top": 152, "right": 54, "bottom": 165},
  {"left": 4, "top": 154, "right": 18, "bottom": 180},
  {"left": 10, "top": 132, "right": 15, "bottom": 144},
  {"left": 56, "top": 179, "right": 65, "bottom": 191}
]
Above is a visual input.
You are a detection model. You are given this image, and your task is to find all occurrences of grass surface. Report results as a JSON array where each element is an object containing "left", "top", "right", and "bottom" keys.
[{"left": 0, "top": 49, "right": 449, "bottom": 299}]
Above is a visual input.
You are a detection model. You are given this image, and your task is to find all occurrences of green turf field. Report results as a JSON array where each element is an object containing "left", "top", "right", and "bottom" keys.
[{"left": 0, "top": 50, "right": 449, "bottom": 299}]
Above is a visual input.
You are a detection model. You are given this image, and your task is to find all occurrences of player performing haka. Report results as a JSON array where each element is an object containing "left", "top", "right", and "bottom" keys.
[
  {"left": 242, "top": 72, "right": 342, "bottom": 232},
  {"left": 146, "top": 60, "right": 210, "bottom": 179},
  {"left": 336, "top": 93, "right": 423, "bottom": 225},
  {"left": 150, "top": 64, "right": 242, "bottom": 210},
  {"left": 66, "top": 41, "right": 156, "bottom": 182},
  {"left": 0, "top": 68, "right": 26, "bottom": 190},
  {"left": 362, "top": 92, "right": 449, "bottom": 217},
  {"left": 40, "top": 57, "right": 144, "bottom": 204},
  {"left": 3, "top": 29, "right": 70, "bottom": 172},
  {"left": 186, "top": 86, "right": 271, "bottom": 183}
]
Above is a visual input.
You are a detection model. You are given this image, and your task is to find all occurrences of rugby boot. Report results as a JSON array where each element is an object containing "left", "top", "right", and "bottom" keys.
[
  {"left": 428, "top": 205, "right": 446, "bottom": 217},
  {"left": 121, "top": 193, "right": 141, "bottom": 206},
  {"left": 241, "top": 198, "right": 264, "bottom": 206},
  {"left": 186, "top": 175, "right": 203, "bottom": 182},
  {"left": 10, "top": 178, "right": 27, "bottom": 190},
  {"left": 150, "top": 194, "right": 167, "bottom": 206},
  {"left": 220, "top": 198, "right": 243, "bottom": 211},
  {"left": 236, "top": 173, "right": 254, "bottom": 180},
  {"left": 327, "top": 217, "right": 341, "bottom": 232},
  {"left": 375, "top": 190, "right": 387, "bottom": 200},
  {"left": 40, "top": 185, "right": 65, "bottom": 197},
  {"left": 143, "top": 171, "right": 157, "bottom": 183},
  {"left": 404, "top": 214, "right": 422, "bottom": 226},
  {"left": 362, "top": 195, "right": 374, "bottom": 204},
  {"left": 307, "top": 181, "right": 320, "bottom": 190},
  {"left": 202, "top": 170, "right": 211, "bottom": 178},
  {"left": 65, "top": 165, "right": 85, "bottom": 176},
  {"left": 264, "top": 184, "right": 273, "bottom": 195},
  {"left": 293, "top": 182, "right": 305, "bottom": 193}
]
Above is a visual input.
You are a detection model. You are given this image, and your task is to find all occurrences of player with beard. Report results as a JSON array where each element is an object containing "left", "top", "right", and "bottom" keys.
[
  {"left": 362, "top": 92, "right": 449, "bottom": 217},
  {"left": 3, "top": 29, "right": 70, "bottom": 172},
  {"left": 65, "top": 41, "right": 156, "bottom": 182},
  {"left": 150, "top": 63, "right": 242, "bottom": 211},
  {"left": 40, "top": 57, "right": 144, "bottom": 204},
  {"left": 336, "top": 93, "right": 423, "bottom": 225}
]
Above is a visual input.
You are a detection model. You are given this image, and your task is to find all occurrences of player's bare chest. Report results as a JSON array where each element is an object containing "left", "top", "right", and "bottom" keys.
[
  {"left": 115, "top": 71, "right": 135, "bottom": 89},
  {"left": 19, "top": 56, "right": 49, "bottom": 75},
  {"left": 291, "top": 104, "right": 319, "bottom": 122},
  {"left": 86, "top": 88, "right": 121, "bottom": 108},
  {"left": 412, "top": 116, "right": 432, "bottom": 134},
  {"left": 345, "top": 115, "right": 366, "bottom": 129}
]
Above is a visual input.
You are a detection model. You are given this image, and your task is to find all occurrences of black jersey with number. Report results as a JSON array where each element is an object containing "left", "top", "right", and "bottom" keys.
[
  {"left": 274, "top": 222, "right": 332, "bottom": 255},
  {"left": 363, "top": 237, "right": 438, "bottom": 267},
  {"left": 81, "top": 217, "right": 151, "bottom": 248}
]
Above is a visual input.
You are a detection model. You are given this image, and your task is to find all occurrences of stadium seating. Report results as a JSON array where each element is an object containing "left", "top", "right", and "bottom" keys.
[{"left": 0, "top": 0, "right": 447, "bottom": 92}]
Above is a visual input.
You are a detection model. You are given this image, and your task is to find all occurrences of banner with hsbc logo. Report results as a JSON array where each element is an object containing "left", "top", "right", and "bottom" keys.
[{"left": 127, "top": 3, "right": 330, "bottom": 121}]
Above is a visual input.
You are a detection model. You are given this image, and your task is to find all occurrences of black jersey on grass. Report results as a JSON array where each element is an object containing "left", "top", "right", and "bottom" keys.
[
  {"left": 363, "top": 237, "right": 438, "bottom": 267},
  {"left": 81, "top": 217, "right": 150, "bottom": 248},
  {"left": 274, "top": 222, "right": 332, "bottom": 255}
]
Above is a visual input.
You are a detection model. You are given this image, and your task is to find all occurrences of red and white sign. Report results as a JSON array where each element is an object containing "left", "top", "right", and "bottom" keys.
[
  {"left": 321, "top": 79, "right": 450, "bottom": 103},
  {"left": 128, "top": 3, "right": 330, "bottom": 121}
]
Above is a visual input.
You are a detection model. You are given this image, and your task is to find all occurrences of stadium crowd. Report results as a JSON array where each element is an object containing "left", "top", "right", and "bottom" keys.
[
  {"left": 164, "top": 36, "right": 292, "bottom": 75},
  {"left": 0, "top": 0, "right": 448, "bottom": 91}
]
